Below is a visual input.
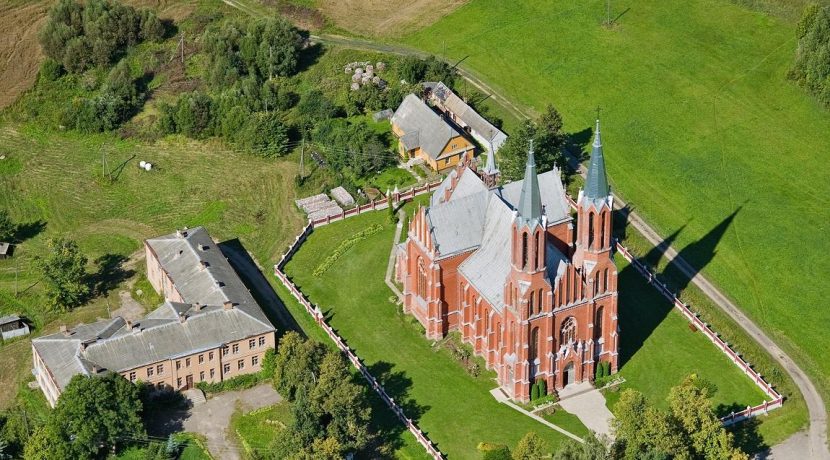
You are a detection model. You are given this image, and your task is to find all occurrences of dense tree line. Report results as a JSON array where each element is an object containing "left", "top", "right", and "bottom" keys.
[
  {"left": 270, "top": 332, "right": 374, "bottom": 459},
  {"left": 497, "top": 104, "right": 567, "bottom": 181},
  {"left": 789, "top": 4, "right": 830, "bottom": 107},
  {"left": 60, "top": 60, "right": 144, "bottom": 133},
  {"left": 157, "top": 91, "right": 291, "bottom": 158},
  {"left": 398, "top": 55, "right": 457, "bottom": 87},
  {"left": 312, "top": 118, "right": 396, "bottom": 179},
  {"left": 203, "top": 17, "right": 303, "bottom": 88},
  {"left": 39, "top": 0, "right": 164, "bottom": 73}
]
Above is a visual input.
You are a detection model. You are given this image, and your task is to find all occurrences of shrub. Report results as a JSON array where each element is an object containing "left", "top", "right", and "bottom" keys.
[
  {"left": 196, "top": 371, "right": 266, "bottom": 394},
  {"left": 39, "top": 58, "right": 64, "bottom": 82},
  {"left": 537, "top": 378, "right": 547, "bottom": 397},
  {"left": 530, "top": 383, "right": 540, "bottom": 401},
  {"left": 478, "top": 442, "right": 511, "bottom": 460}
]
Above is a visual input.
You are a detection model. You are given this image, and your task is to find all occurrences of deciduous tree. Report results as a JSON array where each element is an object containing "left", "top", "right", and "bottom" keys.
[
  {"left": 512, "top": 432, "right": 548, "bottom": 460},
  {"left": 27, "top": 373, "right": 144, "bottom": 459},
  {"left": 34, "top": 237, "right": 89, "bottom": 311}
]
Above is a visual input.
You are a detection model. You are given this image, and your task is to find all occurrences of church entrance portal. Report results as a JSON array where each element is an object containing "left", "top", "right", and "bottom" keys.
[{"left": 563, "top": 362, "right": 575, "bottom": 387}]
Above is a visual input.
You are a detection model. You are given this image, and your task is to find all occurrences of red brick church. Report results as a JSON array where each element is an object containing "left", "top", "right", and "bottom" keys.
[{"left": 395, "top": 120, "right": 619, "bottom": 401}]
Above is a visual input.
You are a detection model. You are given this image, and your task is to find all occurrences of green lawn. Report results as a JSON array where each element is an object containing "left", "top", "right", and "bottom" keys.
[
  {"left": 231, "top": 402, "right": 293, "bottom": 456},
  {"left": 285, "top": 209, "right": 574, "bottom": 458},
  {"left": 613, "top": 254, "right": 767, "bottom": 413},
  {"left": 402, "top": 0, "right": 827, "bottom": 437},
  {"left": 283, "top": 205, "right": 774, "bottom": 457}
]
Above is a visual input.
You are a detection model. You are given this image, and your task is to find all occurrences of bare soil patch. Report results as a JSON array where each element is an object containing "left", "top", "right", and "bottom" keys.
[
  {"left": 0, "top": 0, "right": 197, "bottom": 112},
  {"left": 316, "top": 0, "right": 468, "bottom": 38}
]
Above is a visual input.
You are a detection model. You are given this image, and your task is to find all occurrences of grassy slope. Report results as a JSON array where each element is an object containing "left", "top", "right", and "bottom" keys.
[
  {"left": 284, "top": 205, "right": 772, "bottom": 457},
  {"left": 402, "top": 0, "right": 827, "bottom": 435}
]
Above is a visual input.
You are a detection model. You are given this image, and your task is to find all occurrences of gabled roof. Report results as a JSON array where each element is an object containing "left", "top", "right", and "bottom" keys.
[
  {"left": 431, "top": 82, "right": 508, "bottom": 151},
  {"left": 422, "top": 164, "right": 573, "bottom": 309},
  {"left": 391, "top": 94, "right": 462, "bottom": 160},
  {"left": 34, "top": 226, "right": 276, "bottom": 391},
  {"left": 145, "top": 227, "right": 271, "bottom": 327}
]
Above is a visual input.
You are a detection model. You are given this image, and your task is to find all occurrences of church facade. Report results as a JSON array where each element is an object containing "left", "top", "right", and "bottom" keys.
[{"left": 395, "top": 121, "right": 619, "bottom": 401}]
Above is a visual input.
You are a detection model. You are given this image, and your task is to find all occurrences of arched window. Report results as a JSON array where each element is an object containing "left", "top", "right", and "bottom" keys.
[
  {"left": 600, "top": 212, "right": 606, "bottom": 249},
  {"left": 528, "top": 291, "right": 534, "bottom": 316},
  {"left": 417, "top": 258, "right": 427, "bottom": 299},
  {"left": 521, "top": 232, "right": 529, "bottom": 269},
  {"left": 594, "top": 271, "right": 601, "bottom": 296},
  {"left": 560, "top": 317, "right": 577, "bottom": 345},
  {"left": 534, "top": 232, "right": 540, "bottom": 270},
  {"left": 603, "top": 268, "right": 609, "bottom": 293},
  {"left": 595, "top": 307, "right": 604, "bottom": 340},
  {"left": 538, "top": 289, "right": 543, "bottom": 313},
  {"left": 588, "top": 212, "right": 595, "bottom": 249},
  {"left": 530, "top": 327, "right": 540, "bottom": 361}
]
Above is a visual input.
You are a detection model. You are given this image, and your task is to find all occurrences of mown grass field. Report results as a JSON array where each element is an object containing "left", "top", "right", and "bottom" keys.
[
  {"left": 402, "top": 0, "right": 829, "bottom": 435},
  {"left": 283, "top": 204, "right": 775, "bottom": 456}
]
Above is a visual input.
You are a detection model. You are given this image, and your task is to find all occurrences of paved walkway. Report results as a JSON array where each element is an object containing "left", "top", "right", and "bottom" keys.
[
  {"left": 384, "top": 211, "right": 405, "bottom": 300},
  {"left": 557, "top": 382, "right": 615, "bottom": 438},
  {"left": 489, "top": 388, "right": 584, "bottom": 443},
  {"left": 757, "top": 431, "right": 810, "bottom": 459},
  {"left": 150, "top": 384, "right": 282, "bottom": 460}
]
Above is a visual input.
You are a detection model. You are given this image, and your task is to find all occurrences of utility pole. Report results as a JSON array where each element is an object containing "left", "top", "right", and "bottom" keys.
[
  {"left": 606, "top": 0, "right": 611, "bottom": 26},
  {"left": 180, "top": 33, "right": 185, "bottom": 66},
  {"left": 300, "top": 137, "right": 305, "bottom": 177},
  {"left": 14, "top": 257, "right": 18, "bottom": 298}
]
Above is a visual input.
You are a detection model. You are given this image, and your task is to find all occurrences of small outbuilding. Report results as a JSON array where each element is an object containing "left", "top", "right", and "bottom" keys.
[
  {"left": 0, "top": 315, "right": 30, "bottom": 341},
  {"left": 0, "top": 242, "right": 10, "bottom": 259}
]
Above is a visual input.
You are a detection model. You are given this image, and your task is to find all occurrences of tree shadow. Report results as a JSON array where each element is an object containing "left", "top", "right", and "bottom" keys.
[
  {"left": 727, "top": 416, "right": 768, "bottom": 456},
  {"left": 89, "top": 253, "right": 134, "bottom": 298},
  {"left": 109, "top": 153, "right": 137, "bottom": 181},
  {"left": 296, "top": 40, "right": 324, "bottom": 74},
  {"left": 219, "top": 239, "right": 303, "bottom": 336},
  {"left": 362, "top": 360, "right": 430, "bottom": 456},
  {"left": 616, "top": 207, "right": 740, "bottom": 368},
  {"left": 13, "top": 220, "right": 46, "bottom": 243}
]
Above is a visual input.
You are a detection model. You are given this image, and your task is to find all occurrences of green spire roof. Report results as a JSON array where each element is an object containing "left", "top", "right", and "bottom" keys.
[
  {"left": 584, "top": 119, "right": 609, "bottom": 200},
  {"left": 517, "top": 141, "right": 542, "bottom": 225}
]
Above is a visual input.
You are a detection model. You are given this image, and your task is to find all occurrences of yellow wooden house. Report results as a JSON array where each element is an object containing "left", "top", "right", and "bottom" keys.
[{"left": 391, "top": 94, "right": 475, "bottom": 172}]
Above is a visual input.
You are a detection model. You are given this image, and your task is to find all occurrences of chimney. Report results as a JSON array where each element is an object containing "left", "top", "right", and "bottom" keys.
[
  {"left": 126, "top": 320, "right": 132, "bottom": 330},
  {"left": 176, "top": 229, "right": 182, "bottom": 238},
  {"left": 91, "top": 364, "right": 100, "bottom": 374},
  {"left": 193, "top": 302, "right": 202, "bottom": 312},
  {"left": 223, "top": 301, "right": 233, "bottom": 310},
  {"left": 200, "top": 260, "right": 209, "bottom": 270},
  {"left": 178, "top": 312, "right": 186, "bottom": 323},
  {"left": 60, "top": 325, "right": 69, "bottom": 336}
]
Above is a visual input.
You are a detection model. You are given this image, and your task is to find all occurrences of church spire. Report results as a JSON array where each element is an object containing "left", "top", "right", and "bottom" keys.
[
  {"left": 584, "top": 118, "right": 609, "bottom": 200},
  {"left": 517, "top": 140, "right": 542, "bottom": 225},
  {"left": 484, "top": 140, "right": 498, "bottom": 175}
]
